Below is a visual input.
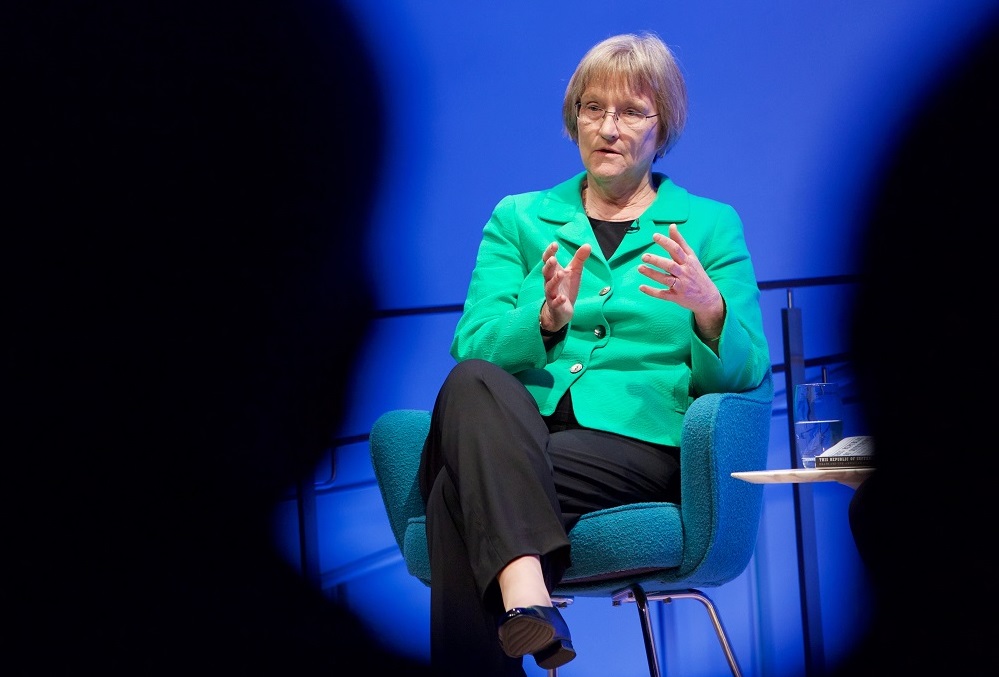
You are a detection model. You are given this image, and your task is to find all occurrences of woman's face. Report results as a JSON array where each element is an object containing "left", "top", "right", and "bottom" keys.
[{"left": 576, "top": 82, "right": 661, "bottom": 187}]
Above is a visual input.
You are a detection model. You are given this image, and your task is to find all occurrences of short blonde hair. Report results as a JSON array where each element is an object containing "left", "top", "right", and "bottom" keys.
[{"left": 562, "top": 32, "right": 687, "bottom": 160}]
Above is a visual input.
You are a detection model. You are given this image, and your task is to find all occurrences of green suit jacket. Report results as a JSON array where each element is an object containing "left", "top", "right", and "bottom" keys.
[{"left": 451, "top": 171, "right": 771, "bottom": 447}]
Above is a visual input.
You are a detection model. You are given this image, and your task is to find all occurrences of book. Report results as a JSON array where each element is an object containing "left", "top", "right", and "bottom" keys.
[{"left": 815, "top": 435, "right": 875, "bottom": 468}]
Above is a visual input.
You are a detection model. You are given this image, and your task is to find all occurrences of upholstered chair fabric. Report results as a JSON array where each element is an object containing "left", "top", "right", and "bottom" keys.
[{"left": 369, "top": 370, "right": 773, "bottom": 599}]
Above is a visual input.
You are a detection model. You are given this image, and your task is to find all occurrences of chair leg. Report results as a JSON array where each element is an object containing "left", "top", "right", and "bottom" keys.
[
  {"left": 628, "top": 585, "right": 663, "bottom": 677},
  {"left": 613, "top": 586, "right": 743, "bottom": 677}
]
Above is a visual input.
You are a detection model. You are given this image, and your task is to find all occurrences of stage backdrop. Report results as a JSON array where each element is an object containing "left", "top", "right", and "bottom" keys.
[{"left": 269, "top": 2, "right": 998, "bottom": 676}]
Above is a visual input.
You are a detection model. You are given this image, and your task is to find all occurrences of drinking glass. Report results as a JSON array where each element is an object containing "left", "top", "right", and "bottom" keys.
[{"left": 793, "top": 382, "right": 844, "bottom": 469}]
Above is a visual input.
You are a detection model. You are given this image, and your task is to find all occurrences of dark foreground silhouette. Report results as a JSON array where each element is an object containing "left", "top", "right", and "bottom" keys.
[
  {"left": 842, "top": 6, "right": 999, "bottom": 676},
  {"left": 4, "top": 1, "right": 430, "bottom": 673}
]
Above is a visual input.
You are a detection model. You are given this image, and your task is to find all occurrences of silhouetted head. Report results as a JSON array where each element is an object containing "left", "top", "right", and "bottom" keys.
[{"left": 9, "top": 0, "right": 384, "bottom": 528}]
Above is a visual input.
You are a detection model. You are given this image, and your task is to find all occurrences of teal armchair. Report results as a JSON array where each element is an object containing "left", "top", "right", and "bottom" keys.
[{"left": 369, "top": 369, "right": 773, "bottom": 677}]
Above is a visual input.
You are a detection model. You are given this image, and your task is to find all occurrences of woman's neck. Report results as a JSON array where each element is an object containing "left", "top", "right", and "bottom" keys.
[{"left": 582, "top": 177, "right": 657, "bottom": 221}]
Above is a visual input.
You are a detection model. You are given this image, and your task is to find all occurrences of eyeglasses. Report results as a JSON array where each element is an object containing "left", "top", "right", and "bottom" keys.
[{"left": 575, "top": 102, "right": 659, "bottom": 130}]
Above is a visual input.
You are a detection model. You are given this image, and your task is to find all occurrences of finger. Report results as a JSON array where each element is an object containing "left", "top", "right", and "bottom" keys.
[
  {"left": 638, "top": 283, "right": 673, "bottom": 301},
  {"left": 653, "top": 232, "right": 687, "bottom": 267},
  {"left": 668, "top": 224, "right": 692, "bottom": 262},
  {"left": 652, "top": 231, "right": 678, "bottom": 255},
  {"left": 547, "top": 293, "right": 568, "bottom": 314},
  {"left": 541, "top": 241, "right": 559, "bottom": 263},
  {"left": 640, "top": 252, "right": 677, "bottom": 276},
  {"left": 637, "top": 264, "right": 674, "bottom": 285},
  {"left": 542, "top": 256, "right": 556, "bottom": 279}
]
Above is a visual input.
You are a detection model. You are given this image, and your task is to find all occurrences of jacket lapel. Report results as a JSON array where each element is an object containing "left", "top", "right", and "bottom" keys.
[
  {"left": 534, "top": 171, "right": 694, "bottom": 261},
  {"left": 609, "top": 174, "right": 692, "bottom": 261}
]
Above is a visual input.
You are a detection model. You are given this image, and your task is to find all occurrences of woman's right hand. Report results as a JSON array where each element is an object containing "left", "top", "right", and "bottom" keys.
[{"left": 540, "top": 241, "right": 591, "bottom": 332}]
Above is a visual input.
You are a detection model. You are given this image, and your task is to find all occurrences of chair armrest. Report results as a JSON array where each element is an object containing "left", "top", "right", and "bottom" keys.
[
  {"left": 676, "top": 370, "right": 774, "bottom": 584},
  {"left": 369, "top": 409, "right": 431, "bottom": 554}
]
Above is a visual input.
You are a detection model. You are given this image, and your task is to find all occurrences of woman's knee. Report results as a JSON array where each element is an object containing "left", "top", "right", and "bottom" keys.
[
  {"left": 436, "top": 359, "right": 538, "bottom": 427},
  {"left": 441, "top": 359, "right": 508, "bottom": 398}
]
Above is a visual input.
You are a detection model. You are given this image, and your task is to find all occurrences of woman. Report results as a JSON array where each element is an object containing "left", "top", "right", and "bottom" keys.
[{"left": 418, "top": 32, "right": 770, "bottom": 676}]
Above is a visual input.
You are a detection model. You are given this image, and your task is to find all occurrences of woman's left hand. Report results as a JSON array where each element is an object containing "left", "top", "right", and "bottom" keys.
[{"left": 637, "top": 224, "right": 725, "bottom": 333}]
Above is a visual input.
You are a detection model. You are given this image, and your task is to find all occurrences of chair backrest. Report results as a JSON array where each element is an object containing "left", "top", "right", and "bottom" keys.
[
  {"left": 369, "top": 408, "right": 431, "bottom": 561},
  {"left": 369, "top": 369, "right": 774, "bottom": 595}
]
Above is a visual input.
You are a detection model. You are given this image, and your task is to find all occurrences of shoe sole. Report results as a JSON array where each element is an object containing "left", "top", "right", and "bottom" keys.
[{"left": 498, "top": 614, "right": 556, "bottom": 658}]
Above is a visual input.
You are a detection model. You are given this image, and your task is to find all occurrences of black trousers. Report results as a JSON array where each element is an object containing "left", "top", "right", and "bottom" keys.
[{"left": 418, "top": 359, "right": 680, "bottom": 676}]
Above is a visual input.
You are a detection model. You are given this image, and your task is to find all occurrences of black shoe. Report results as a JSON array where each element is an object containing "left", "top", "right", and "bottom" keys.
[{"left": 497, "top": 605, "right": 576, "bottom": 670}]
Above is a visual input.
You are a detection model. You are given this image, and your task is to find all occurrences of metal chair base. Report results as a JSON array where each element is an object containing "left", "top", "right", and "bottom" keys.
[{"left": 546, "top": 586, "right": 742, "bottom": 677}]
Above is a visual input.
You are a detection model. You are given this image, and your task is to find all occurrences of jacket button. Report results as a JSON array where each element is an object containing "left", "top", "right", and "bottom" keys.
[
  {"left": 599, "top": 286, "right": 611, "bottom": 296},
  {"left": 594, "top": 325, "right": 606, "bottom": 338},
  {"left": 570, "top": 363, "right": 583, "bottom": 374}
]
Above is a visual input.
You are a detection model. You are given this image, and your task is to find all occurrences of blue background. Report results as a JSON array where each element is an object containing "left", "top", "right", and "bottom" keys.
[{"left": 271, "top": 1, "right": 998, "bottom": 675}]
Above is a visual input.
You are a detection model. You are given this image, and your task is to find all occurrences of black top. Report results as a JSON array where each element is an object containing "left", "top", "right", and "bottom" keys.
[{"left": 589, "top": 216, "right": 638, "bottom": 259}]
